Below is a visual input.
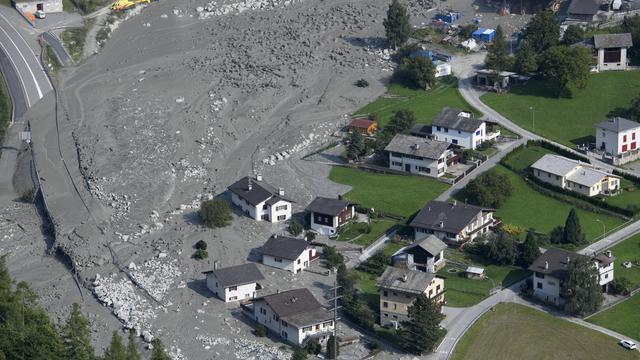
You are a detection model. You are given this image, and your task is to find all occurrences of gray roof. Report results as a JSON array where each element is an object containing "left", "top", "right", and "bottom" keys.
[
  {"left": 258, "top": 288, "right": 327, "bottom": 326},
  {"left": 466, "top": 266, "right": 485, "bottom": 274},
  {"left": 384, "top": 134, "right": 451, "bottom": 160},
  {"left": 202, "top": 263, "right": 264, "bottom": 288},
  {"left": 528, "top": 248, "right": 587, "bottom": 280},
  {"left": 593, "top": 33, "right": 633, "bottom": 49},
  {"left": 594, "top": 252, "right": 616, "bottom": 266},
  {"left": 282, "top": 307, "right": 333, "bottom": 328},
  {"left": 305, "top": 197, "right": 351, "bottom": 216},
  {"left": 261, "top": 235, "right": 309, "bottom": 260},
  {"left": 566, "top": 167, "right": 616, "bottom": 187},
  {"left": 568, "top": 0, "right": 601, "bottom": 15},
  {"left": 432, "top": 107, "right": 484, "bottom": 133},
  {"left": 228, "top": 176, "right": 293, "bottom": 206},
  {"left": 394, "top": 235, "right": 447, "bottom": 257},
  {"left": 410, "top": 201, "right": 492, "bottom": 234},
  {"left": 410, "top": 124, "right": 432, "bottom": 138},
  {"left": 596, "top": 117, "right": 640, "bottom": 132},
  {"left": 530, "top": 154, "right": 581, "bottom": 177},
  {"left": 377, "top": 267, "right": 436, "bottom": 294}
]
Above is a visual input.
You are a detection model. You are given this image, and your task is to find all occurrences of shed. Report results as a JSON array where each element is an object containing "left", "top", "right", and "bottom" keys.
[
  {"left": 434, "top": 11, "right": 460, "bottom": 23},
  {"left": 12, "top": 0, "right": 63, "bottom": 14},
  {"left": 472, "top": 28, "right": 496, "bottom": 42},
  {"left": 465, "top": 266, "right": 485, "bottom": 279}
]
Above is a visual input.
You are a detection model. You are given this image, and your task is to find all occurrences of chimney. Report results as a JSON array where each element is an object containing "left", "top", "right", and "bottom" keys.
[
  {"left": 401, "top": 274, "right": 408, "bottom": 282},
  {"left": 338, "top": 194, "right": 343, "bottom": 200},
  {"left": 606, "top": 250, "right": 612, "bottom": 258},
  {"left": 291, "top": 297, "right": 298, "bottom": 303},
  {"left": 452, "top": 200, "right": 457, "bottom": 207},
  {"left": 278, "top": 188, "right": 285, "bottom": 196},
  {"left": 439, "top": 221, "right": 444, "bottom": 228},
  {"left": 567, "top": 256, "right": 571, "bottom": 264},
  {"left": 544, "top": 261, "right": 549, "bottom": 270},
  {"left": 413, "top": 143, "right": 420, "bottom": 150},
  {"left": 214, "top": 260, "right": 219, "bottom": 270},
  {"left": 277, "top": 289, "right": 280, "bottom": 294},
  {"left": 248, "top": 177, "right": 253, "bottom": 191},
  {"left": 256, "top": 174, "right": 263, "bottom": 181}
]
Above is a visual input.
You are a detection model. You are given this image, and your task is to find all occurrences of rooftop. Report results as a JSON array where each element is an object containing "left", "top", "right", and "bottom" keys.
[
  {"left": 261, "top": 235, "right": 309, "bottom": 260},
  {"left": 432, "top": 107, "right": 484, "bottom": 133},
  {"left": 593, "top": 33, "right": 633, "bottom": 49},
  {"left": 305, "top": 197, "right": 351, "bottom": 216},
  {"left": 349, "top": 118, "right": 376, "bottom": 129},
  {"left": 596, "top": 117, "right": 640, "bottom": 133},
  {"left": 258, "top": 289, "right": 328, "bottom": 326},
  {"left": 409, "top": 200, "right": 492, "bottom": 234},
  {"left": 228, "top": 176, "right": 293, "bottom": 206},
  {"left": 393, "top": 235, "right": 447, "bottom": 257},
  {"left": 410, "top": 124, "right": 432, "bottom": 138},
  {"left": 528, "top": 248, "right": 587, "bottom": 280},
  {"left": 202, "top": 263, "right": 264, "bottom": 288},
  {"left": 530, "top": 154, "right": 581, "bottom": 177},
  {"left": 377, "top": 267, "right": 436, "bottom": 294},
  {"left": 384, "top": 134, "right": 451, "bottom": 160},
  {"left": 568, "top": 0, "right": 602, "bottom": 15}
]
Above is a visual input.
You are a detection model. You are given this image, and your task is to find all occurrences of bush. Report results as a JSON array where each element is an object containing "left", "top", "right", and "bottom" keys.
[
  {"left": 255, "top": 325, "right": 267, "bottom": 337},
  {"left": 305, "top": 231, "right": 316, "bottom": 242},
  {"left": 354, "top": 79, "right": 369, "bottom": 87},
  {"left": 199, "top": 199, "right": 233, "bottom": 228},
  {"left": 357, "top": 252, "right": 391, "bottom": 276},
  {"left": 288, "top": 219, "right": 304, "bottom": 236},
  {"left": 305, "top": 339, "right": 321, "bottom": 355},
  {"left": 326, "top": 335, "right": 340, "bottom": 359},
  {"left": 292, "top": 348, "right": 308, "bottom": 360},
  {"left": 463, "top": 170, "right": 513, "bottom": 208},
  {"left": 324, "top": 246, "right": 344, "bottom": 269},
  {"left": 194, "top": 240, "right": 207, "bottom": 250},
  {"left": 609, "top": 277, "right": 632, "bottom": 296},
  {"left": 21, "top": 189, "right": 35, "bottom": 203},
  {"left": 194, "top": 249, "right": 208, "bottom": 260}
]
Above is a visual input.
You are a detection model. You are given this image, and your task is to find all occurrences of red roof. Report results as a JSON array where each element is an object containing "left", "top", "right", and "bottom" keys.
[{"left": 349, "top": 118, "right": 375, "bottom": 129}]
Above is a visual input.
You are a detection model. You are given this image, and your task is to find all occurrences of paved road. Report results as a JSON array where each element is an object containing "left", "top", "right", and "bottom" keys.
[
  {"left": 580, "top": 220, "right": 640, "bottom": 255},
  {"left": 0, "top": 45, "right": 27, "bottom": 121},
  {"left": 42, "top": 31, "right": 73, "bottom": 66}
]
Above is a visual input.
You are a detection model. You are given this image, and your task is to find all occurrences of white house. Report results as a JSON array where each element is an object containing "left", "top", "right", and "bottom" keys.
[
  {"left": 228, "top": 175, "right": 293, "bottom": 223},
  {"left": 13, "top": 0, "right": 63, "bottom": 14},
  {"left": 306, "top": 196, "right": 355, "bottom": 236},
  {"left": 596, "top": 117, "right": 640, "bottom": 164},
  {"left": 203, "top": 263, "right": 264, "bottom": 302},
  {"left": 261, "top": 235, "right": 318, "bottom": 273},
  {"left": 253, "top": 288, "right": 334, "bottom": 346},
  {"left": 409, "top": 201, "right": 497, "bottom": 244},
  {"left": 385, "top": 134, "right": 454, "bottom": 178},
  {"left": 531, "top": 154, "right": 621, "bottom": 197},
  {"left": 593, "top": 33, "right": 633, "bottom": 71},
  {"left": 431, "top": 107, "right": 487, "bottom": 149},
  {"left": 528, "top": 248, "right": 615, "bottom": 306},
  {"left": 391, "top": 235, "right": 447, "bottom": 273}
]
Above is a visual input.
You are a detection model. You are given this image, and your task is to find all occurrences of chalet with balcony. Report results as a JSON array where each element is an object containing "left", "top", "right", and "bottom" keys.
[
  {"left": 306, "top": 196, "right": 355, "bottom": 236},
  {"left": 384, "top": 134, "right": 455, "bottom": 178},
  {"left": 391, "top": 235, "right": 447, "bottom": 273}
]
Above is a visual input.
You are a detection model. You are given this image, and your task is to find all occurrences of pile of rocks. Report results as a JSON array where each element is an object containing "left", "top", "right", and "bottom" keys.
[
  {"left": 233, "top": 338, "right": 290, "bottom": 360},
  {"left": 196, "top": 0, "right": 304, "bottom": 18},
  {"left": 129, "top": 255, "right": 182, "bottom": 302}
]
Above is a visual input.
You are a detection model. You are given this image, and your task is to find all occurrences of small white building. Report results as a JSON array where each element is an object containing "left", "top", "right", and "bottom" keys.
[
  {"left": 593, "top": 33, "right": 633, "bottom": 72},
  {"left": 253, "top": 288, "right": 334, "bottom": 346},
  {"left": 391, "top": 235, "right": 447, "bottom": 273},
  {"left": 261, "top": 235, "right": 318, "bottom": 273},
  {"left": 306, "top": 196, "right": 355, "bottom": 236},
  {"left": 531, "top": 154, "right": 621, "bottom": 197},
  {"left": 385, "top": 134, "right": 454, "bottom": 178},
  {"left": 203, "top": 263, "right": 264, "bottom": 302},
  {"left": 528, "top": 248, "right": 615, "bottom": 306},
  {"left": 12, "top": 0, "right": 62, "bottom": 14},
  {"left": 228, "top": 175, "right": 293, "bottom": 223},
  {"left": 596, "top": 117, "right": 640, "bottom": 164},
  {"left": 431, "top": 107, "right": 487, "bottom": 149}
]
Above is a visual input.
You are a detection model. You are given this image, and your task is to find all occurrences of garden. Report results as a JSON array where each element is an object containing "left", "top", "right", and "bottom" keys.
[
  {"left": 587, "top": 294, "right": 640, "bottom": 342},
  {"left": 336, "top": 218, "right": 396, "bottom": 247}
]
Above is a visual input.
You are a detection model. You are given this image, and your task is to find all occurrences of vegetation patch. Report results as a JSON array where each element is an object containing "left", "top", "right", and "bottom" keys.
[
  {"left": 0, "top": 71, "right": 11, "bottom": 145},
  {"left": 44, "top": 45, "right": 62, "bottom": 78},
  {"left": 587, "top": 294, "right": 640, "bottom": 341},
  {"left": 337, "top": 219, "right": 395, "bottom": 247},
  {"left": 61, "top": 21, "right": 94, "bottom": 63}
]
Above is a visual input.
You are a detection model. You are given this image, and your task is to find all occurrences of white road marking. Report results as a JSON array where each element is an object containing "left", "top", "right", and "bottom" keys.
[
  {"left": 0, "top": 36, "right": 31, "bottom": 107},
  {"left": 0, "top": 25, "right": 43, "bottom": 99}
]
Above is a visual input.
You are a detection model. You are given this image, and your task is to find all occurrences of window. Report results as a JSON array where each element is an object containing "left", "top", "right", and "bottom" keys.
[
  {"left": 297, "top": 259, "right": 301, "bottom": 264},
  {"left": 391, "top": 161, "right": 402, "bottom": 166},
  {"left": 623, "top": 135, "right": 628, "bottom": 142},
  {"left": 633, "top": 132, "right": 636, "bottom": 140},
  {"left": 537, "top": 170, "right": 540, "bottom": 176},
  {"left": 263, "top": 204, "right": 268, "bottom": 210},
  {"left": 229, "top": 286, "right": 237, "bottom": 291},
  {"left": 537, "top": 282, "right": 543, "bottom": 289},
  {"left": 418, "top": 166, "right": 430, "bottom": 173},
  {"left": 436, "top": 126, "right": 441, "bottom": 131},
  {"left": 429, "top": 289, "right": 433, "bottom": 296},
  {"left": 274, "top": 257, "right": 283, "bottom": 263},
  {"left": 444, "top": 128, "right": 449, "bottom": 133},
  {"left": 277, "top": 215, "right": 286, "bottom": 221},
  {"left": 303, "top": 326, "right": 312, "bottom": 332},
  {"left": 383, "top": 302, "right": 388, "bottom": 308},
  {"left": 282, "top": 320, "right": 288, "bottom": 327},
  {"left": 622, "top": 144, "right": 629, "bottom": 152},
  {"left": 548, "top": 173, "right": 551, "bottom": 178},
  {"left": 393, "top": 304, "right": 397, "bottom": 310},
  {"left": 275, "top": 205, "right": 288, "bottom": 211},
  {"left": 452, "top": 139, "right": 458, "bottom": 145},
  {"left": 632, "top": 142, "right": 637, "bottom": 150},
  {"left": 393, "top": 292, "right": 397, "bottom": 296},
  {"left": 436, "top": 285, "right": 441, "bottom": 292},
  {"left": 229, "top": 296, "right": 238, "bottom": 301},
  {"left": 556, "top": 175, "right": 560, "bottom": 180},
  {"left": 383, "top": 291, "right": 388, "bottom": 297},
  {"left": 383, "top": 313, "right": 388, "bottom": 318},
  {"left": 273, "top": 314, "right": 278, "bottom": 320},
  {"left": 604, "top": 48, "right": 622, "bottom": 63},
  {"left": 605, "top": 273, "right": 609, "bottom": 279},
  {"left": 392, "top": 315, "right": 398, "bottom": 319},
  {"left": 476, "top": 129, "right": 481, "bottom": 136},
  {"left": 260, "top": 307, "right": 266, "bottom": 315}
]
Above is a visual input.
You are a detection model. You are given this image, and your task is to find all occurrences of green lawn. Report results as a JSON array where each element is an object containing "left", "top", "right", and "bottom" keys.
[
  {"left": 603, "top": 233, "right": 640, "bottom": 287},
  {"left": 452, "top": 303, "right": 639, "bottom": 360},
  {"left": 337, "top": 219, "right": 396, "bottom": 246},
  {"left": 588, "top": 294, "right": 640, "bottom": 342},
  {"left": 493, "top": 166, "right": 625, "bottom": 243},
  {"left": 0, "top": 70, "right": 11, "bottom": 145},
  {"left": 481, "top": 71, "right": 640, "bottom": 147},
  {"left": 329, "top": 166, "right": 449, "bottom": 217},
  {"left": 606, "top": 178, "right": 640, "bottom": 211},
  {"left": 355, "top": 77, "right": 480, "bottom": 127}
]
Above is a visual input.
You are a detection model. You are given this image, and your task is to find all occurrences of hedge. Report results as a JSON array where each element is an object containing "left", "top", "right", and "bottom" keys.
[
  {"left": 612, "top": 168, "right": 640, "bottom": 185},
  {"left": 526, "top": 140, "right": 590, "bottom": 163}
]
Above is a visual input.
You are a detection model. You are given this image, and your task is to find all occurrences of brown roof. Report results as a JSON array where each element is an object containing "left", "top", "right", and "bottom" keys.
[{"left": 349, "top": 118, "right": 376, "bottom": 129}]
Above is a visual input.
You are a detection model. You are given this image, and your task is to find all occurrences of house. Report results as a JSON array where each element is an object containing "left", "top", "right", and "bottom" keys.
[
  {"left": 475, "top": 69, "right": 523, "bottom": 89},
  {"left": 377, "top": 267, "right": 445, "bottom": 328},
  {"left": 566, "top": 0, "right": 604, "bottom": 22},
  {"left": 347, "top": 118, "right": 378, "bottom": 135},
  {"left": 306, "top": 197, "right": 355, "bottom": 236},
  {"left": 528, "top": 248, "right": 615, "bottom": 306},
  {"left": 391, "top": 235, "right": 447, "bottom": 273},
  {"left": 203, "top": 263, "right": 264, "bottom": 302},
  {"left": 593, "top": 33, "right": 633, "bottom": 71},
  {"left": 253, "top": 288, "right": 334, "bottom": 346},
  {"left": 228, "top": 175, "right": 293, "bottom": 222},
  {"left": 12, "top": 0, "right": 62, "bottom": 15},
  {"left": 261, "top": 235, "right": 318, "bottom": 273},
  {"left": 465, "top": 266, "right": 485, "bottom": 279},
  {"left": 431, "top": 107, "right": 487, "bottom": 149},
  {"left": 384, "top": 134, "right": 455, "bottom": 178},
  {"left": 410, "top": 200, "right": 497, "bottom": 244},
  {"left": 596, "top": 117, "right": 640, "bottom": 164},
  {"left": 530, "top": 154, "right": 621, "bottom": 197}
]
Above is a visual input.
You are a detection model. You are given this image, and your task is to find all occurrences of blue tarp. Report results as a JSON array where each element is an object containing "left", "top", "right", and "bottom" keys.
[
  {"left": 434, "top": 12, "right": 460, "bottom": 23},
  {"left": 472, "top": 28, "right": 496, "bottom": 42}
]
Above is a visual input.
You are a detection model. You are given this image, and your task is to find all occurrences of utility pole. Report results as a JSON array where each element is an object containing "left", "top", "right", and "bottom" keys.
[{"left": 328, "top": 274, "right": 342, "bottom": 359}]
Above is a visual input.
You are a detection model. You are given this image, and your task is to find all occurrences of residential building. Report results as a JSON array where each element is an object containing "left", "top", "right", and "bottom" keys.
[
  {"left": 377, "top": 267, "right": 445, "bottom": 328},
  {"left": 228, "top": 175, "right": 293, "bottom": 222},
  {"left": 566, "top": 0, "right": 603, "bottom": 22},
  {"left": 530, "top": 154, "right": 621, "bottom": 197},
  {"left": 593, "top": 33, "right": 633, "bottom": 71},
  {"left": 347, "top": 118, "right": 378, "bottom": 135},
  {"left": 13, "top": 0, "right": 63, "bottom": 14},
  {"left": 431, "top": 107, "right": 487, "bottom": 149},
  {"left": 528, "top": 248, "right": 615, "bottom": 306},
  {"left": 391, "top": 235, "right": 447, "bottom": 273},
  {"left": 203, "top": 263, "right": 264, "bottom": 302},
  {"left": 409, "top": 200, "right": 497, "bottom": 244},
  {"left": 384, "top": 134, "right": 454, "bottom": 178},
  {"left": 306, "top": 196, "right": 355, "bottom": 236},
  {"left": 596, "top": 117, "right": 640, "bottom": 164},
  {"left": 261, "top": 235, "right": 317, "bottom": 273},
  {"left": 253, "top": 288, "right": 334, "bottom": 346}
]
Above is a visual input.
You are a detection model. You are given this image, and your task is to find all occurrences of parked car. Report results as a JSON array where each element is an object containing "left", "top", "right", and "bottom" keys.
[
  {"left": 620, "top": 340, "right": 637, "bottom": 350},
  {"left": 35, "top": 10, "right": 46, "bottom": 19}
]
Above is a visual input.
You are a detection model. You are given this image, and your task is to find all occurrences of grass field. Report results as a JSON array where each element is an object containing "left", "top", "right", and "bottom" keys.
[
  {"left": 329, "top": 166, "right": 449, "bottom": 217},
  {"left": 603, "top": 233, "right": 640, "bottom": 287},
  {"left": 355, "top": 76, "right": 480, "bottom": 127},
  {"left": 337, "top": 219, "right": 396, "bottom": 246},
  {"left": 0, "top": 71, "right": 11, "bottom": 145},
  {"left": 453, "top": 303, "right": 639, "bottom": 360},
  {"left": 481, "top": 71, "right": 640, "bottom": 147},
  {"left": 588, "top": 294, "right": 640, "bottom": 342},
  {"left": 492, "top": 166, "right": 626, "bottom": 243}
]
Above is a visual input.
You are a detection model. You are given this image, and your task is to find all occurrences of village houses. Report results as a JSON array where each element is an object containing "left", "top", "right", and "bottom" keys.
[
  {"left": 596, "top": 117, "right": 640, "bottom": 164},
  {"left": 431, "top": 107, "right": 488, "bottom": 150},
  {"left": 385, "top": 134, "right": 454, "bottom": 178},
  {"left": 252, "top": 288, "right": 334, "bottom": 346},
  {"left": 391, "top": 235, "right": 448, "bottom": 273},
  {"left": 228, "top": 175, "right": 293, "bottom": 223},
  {"left": 528, "top": 248, "right": 615, "bottom": 306},
  {"left": 260, "top": 235, "right": 317, "bottom": 273},
  {"left": 306, "top": 196, "right": 355, "bottom": 236},
  {"left": 203, "top": 263, "right": 264, "bottom": 302}
]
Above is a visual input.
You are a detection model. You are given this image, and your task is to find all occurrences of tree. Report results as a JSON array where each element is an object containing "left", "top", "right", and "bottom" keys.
[
  {"left": 324, "top": 246, "right": 344, "bottom": 269},
  {"left": 485, "top": 26, "right": 513, "bottom": 75},
  {"left": 401, "top": 294, "right": 445, "bottom": 354},
  {"left": 539, "top": 46, "right": 592, "bottom": 98},
  {"left": 562, "top": 24, "right": 585, "bottom": 45},
  {"left": 463, "top": 170, "right": 513, "bottom": 208},
  {"left": 346, "top": 131, "right": 366, "bottom": 160},
  {"left": 61, "top": 303, "right": 95, "bottom": 360},
  {"left": 288, "top": 219, "right": 304, "bottom": 236},
  {"left": 326, "top": 335, "right": 340, "bottom": 359},
  {"left": 383, "top": 0, "right": 411, "bottom": 49},
  {"left": 523, "top": 10, "right": 560, "bottom": 53},
  {"left": 103, "top": 331, "right": 126, "bottom": 360},
  {"left": 458, "top": 24, "right": 478, "bottom": 39},
  {"left": 513, "top": 41, "right": 538, "bottom": 74},
  {"left": 519, "top": 230, "right": 541, "bottom": 267},
  {"left": 609, "top": 277, "right": 632, "bottom": 295},
  {"left": 126, "top": 330, "right": 141, "bottom": 360},
  {"left": 305, "top": 339, "right": 321, "bottom": 355},
  {"left": 150, "top": 339, "right": 171, "bottom": 360},
  {"left": 292, "top": 347, "right": 308, "bottom": 360},
  {"left": 385, "top": 109, "right": 416, "bottom": 135},
  {"left": 394, "top": 56, "right": 436, "bottom": 90},
  {"left": 562, "top": 256, "right": 604, "bottom": 315},
  {"left": 199, "top": 199, "right": 232, "bottom": 228},
  {"left": 344, "top": 299, "right": 376, "bottom": 330},
  {"left": 486, "top": 232, "right": 518, "bottom": 265},
  {"left": 549, "top": 225, "right": 564, "bottom": 244},
  {"left": 357, "top": 251, "right": 391, "bottom": 275},
  {"left": 563, "top": 209, "right": 586, "bottom": 245}
]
